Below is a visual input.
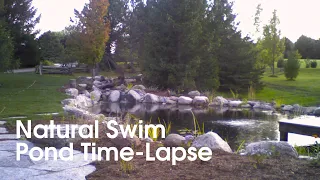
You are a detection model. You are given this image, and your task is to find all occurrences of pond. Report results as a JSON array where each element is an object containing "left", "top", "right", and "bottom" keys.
[{"left": 95, "top": 102, "right": 320, "bottom": 150}]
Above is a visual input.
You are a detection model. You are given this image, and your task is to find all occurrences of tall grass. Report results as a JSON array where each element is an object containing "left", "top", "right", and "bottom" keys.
[{"left": 190, "top": 111, "right": 205, "bottom": 136}]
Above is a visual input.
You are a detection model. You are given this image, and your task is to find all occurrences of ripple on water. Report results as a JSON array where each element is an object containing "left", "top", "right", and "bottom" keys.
[{"left": 214, "top": 120, "right": 263, "bottom": 127}]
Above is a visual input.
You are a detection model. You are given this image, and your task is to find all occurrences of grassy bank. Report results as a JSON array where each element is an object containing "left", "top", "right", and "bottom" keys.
[
  {"left": 255, "top": 60, "right": 320, "bottom": 106},
  {"left": 0, "top": 73, "right": 71, "bottom": 119}
]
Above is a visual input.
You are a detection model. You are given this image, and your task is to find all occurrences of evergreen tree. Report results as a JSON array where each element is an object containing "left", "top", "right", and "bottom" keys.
[
  {"left": 38, "top": 31, "right": 65, "bottom": 62},
  {"left": 284, "top": 50, "right": 301, "bottom": 80},
  {"left": 212, "top": 0, "right": 264, "bottom": 92},
  {"left": 3, "top": 0, "right": 41, "bottom": 67},
  {"left": 0, "top": 22, "right": 15, "bottom": 72}
]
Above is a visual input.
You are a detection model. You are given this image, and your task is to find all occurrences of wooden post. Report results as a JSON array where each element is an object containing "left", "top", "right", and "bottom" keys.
[
  {"left": 39, "top": 62, "right": 43, "bottom": 75},
  {"left": 69, "top": 79, "right": 76, "bottom": 88},
  {"left": 280, "top": 131, "right": 288, "bottom": 141}
]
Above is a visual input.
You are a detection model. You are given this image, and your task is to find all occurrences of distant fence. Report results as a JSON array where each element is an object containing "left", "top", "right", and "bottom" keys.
[{"left": 35, "top": 65, "right": 89, "bottom": 75}]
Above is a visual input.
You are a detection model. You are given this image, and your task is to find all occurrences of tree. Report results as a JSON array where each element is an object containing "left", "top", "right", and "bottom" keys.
[
  {"left": 70, "top": 0, "right": 111, "bottom": 76},
  {"left": 212, "top": 0, "right": 264, "bottom": 92},
  {"left": 295, "top": 35, "right": 319, "bottom": 59},
  {"left": 0, "top": 22, "right": 15, "bottom": 72},
  {"left": 3, "top": 0, "right": 41, "bottom": 67},
  {"left": 38, "top": 31, "right": 65, "bottom": 62},
  {"left": 259, "top": 10, "right": 285, "bottom": 76},
  {"left": 284, "top": 50, "right": 301, "bottom": 80},
  {"left": 284, "top": 37, "right": 294, "bottom": 59}
]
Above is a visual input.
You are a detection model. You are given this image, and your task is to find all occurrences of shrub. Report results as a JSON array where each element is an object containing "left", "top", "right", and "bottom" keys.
[
  {"left": 277, "top": 58, "right": 285, "bottom": 68},
  {"left": 305, "top": 59, "right": 311, "bottom": 68},
  {"left": 311, "top": 61, "right": 318, "bottom": 68},
  {"left": 284, "top": 50, "right": 301, "bottom": 80},
  {"left": 42, "top": 60, "right": 54, "bottom": 66}
]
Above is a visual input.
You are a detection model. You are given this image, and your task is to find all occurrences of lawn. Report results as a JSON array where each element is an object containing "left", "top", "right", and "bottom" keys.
[
  {"left": 255, "top": 60, "right": 320, "bottom": 106},
  {"left": 0, "top": 73, "right": 71, "bottom": 119}
]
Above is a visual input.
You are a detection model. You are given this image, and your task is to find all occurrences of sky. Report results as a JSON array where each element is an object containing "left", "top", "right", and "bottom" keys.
[{"left": 33, "top": 0, "right": 320, "bottom": 42}]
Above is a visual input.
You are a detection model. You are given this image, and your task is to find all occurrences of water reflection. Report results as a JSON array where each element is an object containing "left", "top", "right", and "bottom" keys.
[{"left": 99, "top": 102, "right": 318, "bottom": 150}]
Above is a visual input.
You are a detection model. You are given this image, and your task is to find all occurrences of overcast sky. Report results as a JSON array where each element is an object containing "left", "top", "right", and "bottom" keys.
[{"left": 33, "top": 0, "right": 320, "bottom": 42}]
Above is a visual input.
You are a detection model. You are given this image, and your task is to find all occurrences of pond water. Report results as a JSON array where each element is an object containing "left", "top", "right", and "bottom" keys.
[{"left": 97, "top": 102, "right": 320, "bottom": 150}]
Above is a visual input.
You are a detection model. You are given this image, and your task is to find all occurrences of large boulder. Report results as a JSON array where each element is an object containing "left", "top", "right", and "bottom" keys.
[
  {"left": 75, "top": 94, "right": 93, "bottom": 109},
  {"left": 110, "top": 133, "right": 141, "bottom": 148},
  {"left": 163, "top": 134, "right": 185, "bottom": 147},
  {"left": 193, "top": 96, "right": 209, "bottom": 106},
  {"left": 314, "top": 107, "right": 320, "bottom": 116},
  {"left": 132, "top": 85, "right": 146, "bottom": 90},
  {"left": 211, "top": 96, "right": 229, "bottom": 106},
  {"left": 93, "top": 80, "right": 102, "bottom": 87},
  {"left": 143, "top": 93, "right": 159, "bottom": 104},
  {"left": 228, "top": 101, "right": 242, "bottom": 107},
  {"left": 90, "top": 90, "right": 102, "bottom": 104},
  {"left": 77, "top": 84, "right": 87, "bottom": 92},
  {"left": 192, "top": 132, "right": 232, "bottom": 153},
  {"left": 282, "top": 105, "right": 293, "bottom": 111},
  {"left": 188, "top": 91, "right": 201, "bottom": 98},
  {"left": 109, "top": 90, "right": 121, "bottom": 102},
  {"left": 253, "top": 103, "right": 274, "bottom": 111},
  {"left": 178, "top": 96, "right": 193, "bottom": 105},
  {"left": 126, "top": 90, "right": 141, "bottom": 103},
  {"left": 94, "top": 75, "right": 105, "bottom": 81},
  {"left": 76, "top": 77, "right": 93, "bottom": 88},
  {"left": 65, "top": 88, "right": 78, "bottom": 97},
  {"left": 61, "top": 99, "right": 77, "bottom": 107},
  {"left": 244, "top": 141, "right": 298, "bottom": 158}
]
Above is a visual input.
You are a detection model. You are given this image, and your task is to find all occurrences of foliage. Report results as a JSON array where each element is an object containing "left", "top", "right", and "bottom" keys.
[
  {"left": 158, "top": 118, "right": 171, "bottom": 136},
  {"left": 42, "top": 60, "right": 54, "bottom": 66},
  {"left": 295, "top": 35, "right": 320, "bottom": 59},
  {"left": 236, "top": 140, "right": 246, "bottom": 154},
  {"left": 0, "top": 21, "right": 15, "bottom": 71},
  {"left": 311, "top": 61, "right": 318, "bottom": 68},
  {"left": 284, "top": 50, "right": 301, "bottom": 80},
  {"left": 230, "top": 89, "right": 239, "bottom": 99},
  {"left": 2, "top": 0, "right": 40, "bottom": 68},
  {"left": 250, "top": 154, "right": 267, "bottom": 169},
  {"left": 38, "top": 31, "right": 65, "bottom": 62},
  {"left": 191, "top": 111, "right": 205, "bottom": 136},
  {"left": 258, "top": 10, "right": 285, "bottom": 76},
  {"left": 248, "top": 84, "right": 256, "bottom": 100},
  {"left": 69, "top": 0, "right": 111, "bottom": 76},
  {"left": 120, "top": 159, "right": 134, "bottom": 174},
  {"left": 277, "top": 58, "right": 285, "bottom": 68},
  {"left": 305, "top": 59, "right": 311, "bottom": 68}
]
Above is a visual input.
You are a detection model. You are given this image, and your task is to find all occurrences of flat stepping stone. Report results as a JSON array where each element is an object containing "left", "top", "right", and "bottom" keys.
[
  {"left": 0, "top": 167, "right": 48, "bottom": 180},
  {"left": 0, "top": 127, "right": 8, "bottom": 134},
  {"left": 0, "top": 134, "right": 18, "bottom": 140},
  {"left": 5, "top": 116, "right": 27, "bottom": 119},
  {"left": 0, "top": 140, "right": 34, "bottom": 151},
  {"left": 0, "top": 121, "right": 6, "bottom": 125},
  {"left": 0, "top": 153, "right": 35, "bottom": 168},
  {"left": 28, "top": 165, "right": 96, "bottom": 180},
  {"left": 29, "top": 153, "right": 95, "bottom": 172}
]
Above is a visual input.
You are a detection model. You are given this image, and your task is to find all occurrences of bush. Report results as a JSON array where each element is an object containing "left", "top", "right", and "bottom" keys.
[
  {"left": 42, "top": 60, "right": 54, "bottom": 66},
  {"left": 305, "top": 59, "right": 311, "bottom": 68},
  {"left": 277, "top": 58, "right": 285, "bottom": 68},
  {"left": 311, "top": 61, "right": 318, "bottom": 68},
  {"left": 284, "top": 50, "right": 301, "bottom": 80}
]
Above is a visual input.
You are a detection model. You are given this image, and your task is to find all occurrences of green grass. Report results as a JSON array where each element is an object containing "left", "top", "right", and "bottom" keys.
[
  {"left": 256, "top": 59, "right": 320, "bottom": 106},
  {"left": 0, "top": 73, "right": 71, "bottom": 119}
]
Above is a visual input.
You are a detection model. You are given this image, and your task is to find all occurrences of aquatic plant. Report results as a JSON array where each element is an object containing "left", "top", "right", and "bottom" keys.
[
  {"left": 248, "top": 84, "right": 256, "bottom": 100},
  {"left": 230, "top": 89, "right": 239, "bottom": 99},
  {"left": 190, "top": 111, "right": 205, "bottom": 136},
  {"left": 120, "top": 159, "right": 134, "bottom": 174},
  {"left": 250, "top": 154, "right": 267, "bottom": 169},
  {"left": 236, "top": 140, "right": 246, "bottom": 154},
  {"left": 158, "top": 118, "right": 172, "bottom": 136}
]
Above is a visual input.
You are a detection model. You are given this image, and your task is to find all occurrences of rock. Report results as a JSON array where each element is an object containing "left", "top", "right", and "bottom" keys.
[
  {"left": 292, "top": 104, "right": 301, "bottom": 111},
  {"left": 0, "top": 127, "right": 8, "bottom": 134},
  {"left": 75, "top": 95, "right": 93, "bottom": 109},
  {"left": 193, "top": 96, "right": 209, "bottom": 106},
  {"left": 211, "top": 96, "right": 229, "bottom": 106},
  {"left": 125, "top": 78, "right": 136, "bottom": 83},
  {"left": 163, "top": 134, "right": 185, "bottom": 147},
  {"left": 178, "top": 96, "right": 193, "bottom": 105},
  {"left": 184, "top": 135, "right": 195, "bottom": 144},
  {"left": 90, "top": 90, "right": 102, "bottom": 104},
  {"left": 63, "top": 106, "right": 102, "bottom": 120},
  {"left": 115, "top": 84, "right": 127, "bottom": 91},
  {"left": 127, "top": 90, "right": 141, "bottom": 103},
  {"left": 253, "top": 103, "right": 274, "bottom": 111},
  {"left": 76, "top": 77, "right": 93, "bottom": 89},
  {"left": 65, "top": 88, "right": 78, "bottom": 97},
  {"left": 132, "top": 85, "right": 146, "bottom": 90},
  {"left": 244, "top": 141, "right": 298, "bottom": 158},
  {"left": 144, "top": 93, "right": 159, "bottom": 104},
  {"left": 69, "top": 79, "right": 76, "bottom": 88},
  {"left": 133, "top": 89, "right": 146, "bottom": 97},
  {"left": 0, "top": 134, "right": 19, "bottom": 140},
  {"left": 314, "top": 107, "right": 320, "bottom": 116},
  {"left": 110, "top": 133, "right": 141, "bottom": 148},
  {"left": 229, "top": 101, "right": 242, "bottom": 107},
  {"left": 241, "top": 104, "right": 251, "bottom": 108},
  {"left": 169, "top": 96, "right": 179, "bottom": 102},
  {"left": 93, "top": 80, "right": 102, "bottom": 87},
  {"left": 282, "top": 105, "right": 293, "bottom": 111},
  {"left": 0, "top": 167, "right": 48, "bottom": 180},
  {"left": 109, "top": 90, "right": 121, "bottom": 102},
  {"left": 0, "top": 140, "right": 34, "bottom": 151},
  {"left": 188, "top": 90, "right": 200, "bottom": 98},
  {"left": 142, "top": 138, "right": 153, "bottom": 143},
  {"left": 301, "top": 107, "right": 317, "bottom": 114},
  {"left": 94, "top": 75, "right": 105, "bottom": 81},
  {"left": 61, "top": 99, "right": 76, "bottom": 107},
  {"left": 77, "top": 84, "right": 87, "bottom": 92},
  {"left": 83, "top": 90, "right": 90, "bottom": 98},
  {"left": 192, "top": 132, "right": 232, "bottom": 153}
]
